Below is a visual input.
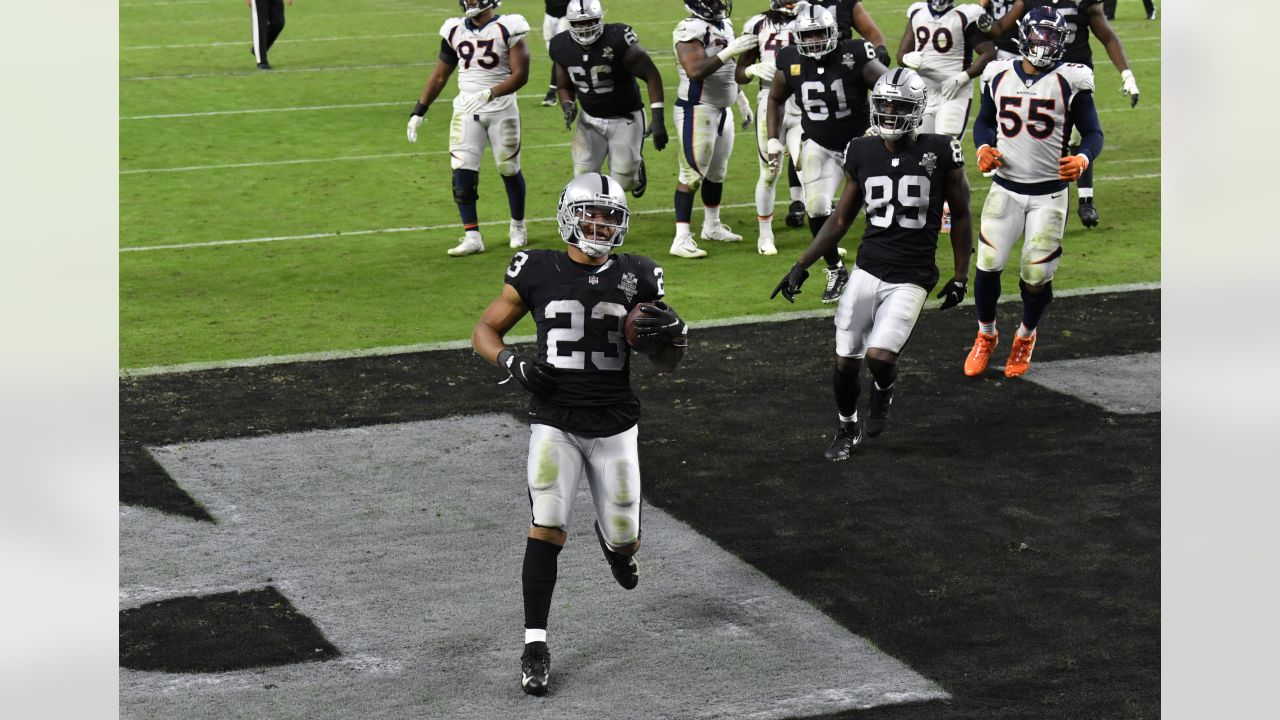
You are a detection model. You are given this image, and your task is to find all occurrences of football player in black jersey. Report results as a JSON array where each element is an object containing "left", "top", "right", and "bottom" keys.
[
  {"left": 980, "top": 0, "right": 1140, "bottom": 228},
  {"left": 472, "top": 173, "right": 687, "bottom": 696},
  {"left": 811, "top": 0, "right": 892, "bottom": 66},
  {"left": 552, "top": 0, "right": 668, "bottom": 199},
  {"left": 541, "top": 0, "right": 571, "bottom": 106},
  {"left": 766, "top": 3, "right": 887, "bottom": 304},
  {"left": 772, "top": 69, "right": 972, "bottom": 460}
]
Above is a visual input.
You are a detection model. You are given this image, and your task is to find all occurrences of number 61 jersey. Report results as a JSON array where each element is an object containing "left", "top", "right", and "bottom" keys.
[
  {"left": 505, "top": 249, "right": 664, "bottom": 436},
  {"left": 844, "top": 133, "right": 966, "bottom": 289},
  {"left": 439, "top": 13, "right": 531, "bottom": 113}
]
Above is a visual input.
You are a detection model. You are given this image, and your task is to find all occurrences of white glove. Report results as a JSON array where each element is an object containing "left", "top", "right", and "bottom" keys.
[
  {"left": 717, "top": 34, "right": 758, "bottom": 64},
  {"left": 939, "top": 71, "right": 971, "bottom": 101},
  {"left": 456, "top": 89, "right": 492, "bottom": 114},
  {"left": 744, "top": 61, "right": 776, "bottom": 81},
  {"left": 407, "top": 114, "right": 424, "bottom": 143},
  {"left": 1120, "top": 69, "right": 1140, "bottom": 107},
  {"left": 765, "top": 137, "right": 785, "bottom": 171},
  {"left": 901, "top": 51, "right": 923, "bottom": 70},
  {"left": 736, "top": 91, "right": 753, "bottom": 128}
]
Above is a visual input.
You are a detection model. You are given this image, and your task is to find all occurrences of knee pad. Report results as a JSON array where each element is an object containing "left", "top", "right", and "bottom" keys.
[
  {"left": 1019, "top": 279, "right": 1053, "bottom": 306},
  {"left": 452, "top": 169, "right": 479, "bottom": 205},
  {"left": 865, "top": 356, "right": 898, "bottom": 386},
  {"left": 496, "top": 159, "right": 520, "bottom": 177}
]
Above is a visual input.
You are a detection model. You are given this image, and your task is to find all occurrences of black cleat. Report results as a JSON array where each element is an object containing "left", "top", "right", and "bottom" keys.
[
  {"left": 257, "top": 61, "right": 273, "bottom": 71},
  {"left": 785, "top": 200, "right": 805, "bottom": 228},
  {"left": 632, "top": 159, "right": 647, "bottom": 198},
  {"left": 520, "top": 641, "right": 551, "bottom": 696},
  {"left": 865, "top": 385, "right": 894, "bottom": 438},
  {"left": 824, "top": 422, "right": 863, "bottom": 461},
  {"left": 541, "top": 88, "right": 557, "bottom": 107},
  {"left": 821, "top": 264, "right": 849, "bottom": 304},
  {"left": 594, "top": 521, "right": 639, "bottom": 590},
  {"left": 1078, "top": 197, "right": 1099, "bottom": 228}
]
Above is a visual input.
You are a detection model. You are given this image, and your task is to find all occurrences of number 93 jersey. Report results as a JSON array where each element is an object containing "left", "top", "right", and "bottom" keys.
[
  {"left": 505, "top": 250, "right": 665, "bottom": 436},
  {"left": 776, "top": 39, "right": 879, "bottom": 151},
  {"left": 844, "top": 133, "right": 965, "bottom": 289},
  {"left": 439, "top": 14, "right": 531, "bottom": 113},
  {"left": 549, "top": 23, "right": 643, "bottom": 119},
  {"left": 980, "top": 59, "right": 1095, "bottom": 189}
]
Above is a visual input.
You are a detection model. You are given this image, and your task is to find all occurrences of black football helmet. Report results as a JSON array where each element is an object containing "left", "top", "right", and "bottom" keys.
[
  {"left": 685, "top": 0, "right": 731, "bottom": 21},
  {"left": 1018, "top": 7, "right": 1067, "bottom": 68},
  {"left": 769, "top": 0, "right": 799, "bottom": 15},
  {"left": 459, "top": 0, "right": 500, "bottom": 19}
]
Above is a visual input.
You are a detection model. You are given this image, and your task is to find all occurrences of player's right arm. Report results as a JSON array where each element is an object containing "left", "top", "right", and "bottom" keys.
[
  {"left": 773, "top": 170, "right": 865, "bottom": 302},
  {"left": 407, "top": 39, "right": 459, "bottom": 142},
  {"left": 622, "top": 41, "right": 669, "bottom": 150},
  {"left": 472, "top": 284, "right": 529, "bottom": 366},
  {"left": 972, "top": 73, "right": 1002, "bottom": 171}
]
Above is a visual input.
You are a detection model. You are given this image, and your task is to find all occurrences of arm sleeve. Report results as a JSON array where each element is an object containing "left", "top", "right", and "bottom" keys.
[
  {"left": 438, "top": 37, "right": 459, "bottom": 66},
  {"left": 1069, "top": 90, "right": 1104, "bottom": 162},
  {"left": 973, "top": 82, "right": 998, "bottom": 148}
]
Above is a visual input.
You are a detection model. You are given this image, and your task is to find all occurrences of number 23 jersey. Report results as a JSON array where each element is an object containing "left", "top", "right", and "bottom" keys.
[
  {"left": 505, "top": 250, "right": 665, "bottom": 436},
  {"left": 844, "top": 133, "right": 965, "bottom": 289}
]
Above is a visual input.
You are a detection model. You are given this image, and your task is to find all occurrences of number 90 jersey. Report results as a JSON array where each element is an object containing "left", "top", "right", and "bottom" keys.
[
  {"left": 505, "top": 250, "right": 665, "bottom": 436},
  {"left": 980, "top": 59, "right": 1095, "bottom": 188},
  {"left": 549, "top": 24, "right": 643, "bottom": 119},
  {"left": 439, "top": 14, "right": 531, "bottom": 114},
  {"left": 844, "top": 133, "right": 965, "bottom": 289},
  {"left": 905, "top": 3, "right": 989, "bottom": 87}
]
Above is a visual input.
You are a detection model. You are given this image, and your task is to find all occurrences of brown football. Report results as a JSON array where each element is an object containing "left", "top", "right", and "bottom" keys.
[{"left": 625, "top": 304, "right": 665, "bottom": 355}]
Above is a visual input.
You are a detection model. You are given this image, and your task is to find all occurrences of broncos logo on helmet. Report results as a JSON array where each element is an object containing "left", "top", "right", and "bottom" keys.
[
  {"left": 1018, "top": 7, "right": 1067, "bottom": 68},
  {"left": 685, "top": 0, "right": 732, "bottom": 22}
]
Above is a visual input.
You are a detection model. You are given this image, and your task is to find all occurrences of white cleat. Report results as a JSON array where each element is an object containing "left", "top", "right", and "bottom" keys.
[
  {"left": 757, "top": 236, "right": 778, "bottom": 255},
  {"left": 701, "top": 222, "right": 743, "bottom": 242},
  {"left": 669, "top": 233, "right": 708, "bottom": 259},
  {"left": 509, "top": 221, "right": 527, "bottom": 249},
  {"left": 447, "top": 235, "right": 485, "bottom": 257}
]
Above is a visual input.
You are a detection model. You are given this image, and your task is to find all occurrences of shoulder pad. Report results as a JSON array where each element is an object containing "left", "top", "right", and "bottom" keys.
[
  {"left": 956, "top": 4, "right": 987, "bottom": 23},
  {"left": 981, "top": 59, "right": 1013, "bottom": 83},
  {"left": 439, "top": 17, "right": 463, "bottom": 42},
  {"left": 498, "top": 14, "right": 531, "bottom": 38},
  {"left": 907, "top": 2, "right": 928, "bottom": 18},
  {"left": 674, "top": 17, "right": 708, "bottom": 44},
  {"left": 744, "top": 14, "right": 766, "bottom": 34},
  {"left": 621, "top": 254, "right": 665, "bottom": 301},
  {"left": 1060, "top": 62, "right": 1096, "bottom": 93},
  {"left": 609, "top": 23, "right": 639, "bottom": 48}
]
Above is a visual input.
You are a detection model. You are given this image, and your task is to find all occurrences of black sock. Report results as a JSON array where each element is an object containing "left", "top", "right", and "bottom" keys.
[
  {"left": 674, "top": 189, "right": 695, "bottom": 224},
  {"left": 974, "top": 268, "right": 1002, "bottom": 326},
  {"left": 1019, "top": 280, "right": 1053, "bottom": 333},
  {"left": 452, "top": 169, "right": 480, "bottom": 229},
  {"left": 833, "top": 361, "right": 862, "bottom": 421},
  {"left": 700, "top": 180, "right": 724, "bottom": 207},
  {"left": 807, "top": 215, "right": 842, "bottom": 267},
  {"left": 786, "top": 157, "right": 801, "bottom": 191},
  {"left": 502, "top": 172, "right": 526, "bottom": 222},
  {"left": 866, "top": 357, "right": 897, "bottom": 390},
  {"left": 522, "top": 537, "right": 562, "bottom": 631}
]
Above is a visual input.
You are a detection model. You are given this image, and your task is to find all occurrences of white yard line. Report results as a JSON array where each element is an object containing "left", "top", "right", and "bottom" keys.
[
  {"left": 121, "top": 143, "right": 573, "bottom": 175},
  {"left": 123, "top": 61, "right": 434, "bottom": 81},
  {"left": 119, "top": 282, "right": 1160, "bottom": 377},
  {"left": 124, "top": 32, "right": 435, "bottom": 51}
]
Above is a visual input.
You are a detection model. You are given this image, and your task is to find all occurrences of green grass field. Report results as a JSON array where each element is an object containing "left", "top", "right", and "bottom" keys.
[{"left": 120, "top": 0, "right": 1160, "bottom": 369}]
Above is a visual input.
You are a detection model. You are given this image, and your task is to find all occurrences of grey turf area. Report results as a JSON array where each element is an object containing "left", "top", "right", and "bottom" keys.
[
  {"left": 1020, "top": 352, "right": 1161, "bottom": 414},
  {"left": 120, "top": 414, "right": 947, "bottom": 720}
]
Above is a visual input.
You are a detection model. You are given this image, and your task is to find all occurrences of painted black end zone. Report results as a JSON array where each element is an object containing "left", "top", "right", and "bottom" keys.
[
  {"left": 120, "top": 290, "right": 1159, "bottom": 718},
  {"left": 120, "top": 443, "right": 213, "bottom": 522},
  {"left": 120, "top": 586, "right": 340, "bottom": 673}
]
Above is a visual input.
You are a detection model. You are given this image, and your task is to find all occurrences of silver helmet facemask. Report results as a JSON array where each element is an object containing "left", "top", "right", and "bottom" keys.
[
  {"left": 870, "top": 69, "right": 928, "bottom": 141},
  {"left": 566, "top": 0, "right": 605, "bottom": 45},
  {"left": 793, "top": 4, "right": 838, "bottom": 58},
  {"left": 557, "top": 174, "right": 630, "bottom": 258}
]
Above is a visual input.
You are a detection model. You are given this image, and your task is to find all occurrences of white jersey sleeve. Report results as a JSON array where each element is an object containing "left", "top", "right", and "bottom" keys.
[
  {"left": 673, "top": 17, "right": 739, "bottom": 108},
  {"left": 498, "top": 13, "right": 531, "bottom": 41},
  {"left": 1058, "top": 62, "right": 1096, "bottom": 98}
]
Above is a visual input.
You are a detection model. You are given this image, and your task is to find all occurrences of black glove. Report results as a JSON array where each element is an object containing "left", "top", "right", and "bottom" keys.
[
  {"left": 875, "top": 45, "right": 890, "bottom": 67},
  {"left": 633, "top": 301, "right": 688, "bottom": 346},
  {"left": 561, "top": 101, "right": 577, "bottom": 129},
  {"left": 497, "top": 348, "right": 558, "bottom": 394},
  {"left": 936, "top": 277, "right": 967, "bottom": 310},
  {"left": 651, "top": 121, "right": 668, "bottom": 151},
  {"left": 770, "top": 263, "right": 810, "bottom": 303}
]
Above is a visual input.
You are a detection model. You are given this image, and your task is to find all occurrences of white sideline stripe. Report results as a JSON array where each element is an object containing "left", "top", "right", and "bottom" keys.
[
  {"left": 124, "top": 32, "right": 435, "bottom": 50},
  {"left": 118, "top": 171, "right": 1162, "bottom": 252},
  {"left": 120, "top": 144, "right": 572, "bottom": 175},
  {"left": 119, "top": 282, "right": 1160, "bottom": 378}
]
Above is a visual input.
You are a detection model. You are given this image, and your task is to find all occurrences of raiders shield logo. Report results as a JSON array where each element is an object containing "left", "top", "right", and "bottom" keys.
[
  {"left": 841, "top": 53, "right": 856, "bottom": 69},
  {"left": 619, "top": 272, "right": 638, "bottom": 302},
  {"left": 920, "top": 152, "right": 938, "bottom": 178},
  {"left": 602, "top": 45, "right": 614, "bottom": 61}
]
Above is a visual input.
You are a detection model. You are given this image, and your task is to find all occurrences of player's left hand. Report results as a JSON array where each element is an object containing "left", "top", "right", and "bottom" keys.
[
  {"left": 457, "top": 89, "right": 492, "bottom": 115},
  {"left": 651, "top": 122, "right": 669, "bottom": 151},
  {"left": 771, "top": 263, "right": 809, "bottom": 303},
  {"left": 940, "top": 71, "right": 970, "bottom": 101},
  {"left": 561, "top": 101, "right": 577, "bottom": 128},
  {"left": 736, "top": 91, "right": 753, "bottom": 128},
  {"left": 765, "top": 138, "right": 785, "bottom": 173},
  {"left": 633, "top": 301, "right": 688, "bottom": 345},
  {"left": 901, "top": 51, "right": 924, "bottom": 70},
  {"left": 1058, "top": 153, "right": 1089, "bottom": 181},
  {"left": 1120, "top": 69, "right": 1140, "bottom": 108},
  {"left": 936, "top": 277, "right": 967, "bottom": 310}
]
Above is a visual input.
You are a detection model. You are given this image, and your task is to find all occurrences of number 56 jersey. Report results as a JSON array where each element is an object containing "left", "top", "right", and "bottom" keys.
[
  {"left": 439, "top": 14, "right": 531, "bottom": 114},
  {"left": 979, "top": 59, "right": 1095, "bottom": 189},
  {"left": 844, "top": 133, "right": 966, "bottom": 289},
  {"left": 505, "top": 250, "right": 665, "bottom": 436}
]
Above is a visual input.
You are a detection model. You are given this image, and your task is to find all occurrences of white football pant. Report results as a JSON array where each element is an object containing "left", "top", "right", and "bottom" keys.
[
  {"left": 572, "top": 109, "right": 646, "bottom": 191},
  {"left": 977, "top": 183, "right": 1068, "bottom": 285},
  {"left": 835, "top": 266, "right": 929, "bottom": 358},
  {"left": 526, "top": 423, "right": 641, "bottom": 548},
  {"left": 755, "top": 90, "right": 803, "bottom": 219},
  {"left": 673, "top": 102, "right": 735, "bottom": 189},
  {"left": 449, "top": 104, "right": 522, "bottom": 176}
]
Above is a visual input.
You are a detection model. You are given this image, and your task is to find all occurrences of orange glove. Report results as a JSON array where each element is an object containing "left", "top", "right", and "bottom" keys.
[
  {"left": 976, "top": 144, "right": 1003, "bottom": 173},
  {"left": 1058, "top": 154, "right": 1090, "bottom": 181}
]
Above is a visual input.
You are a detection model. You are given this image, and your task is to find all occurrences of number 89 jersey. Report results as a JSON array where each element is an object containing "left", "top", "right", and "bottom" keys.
[
  {"left": 439, "top": 14, "right": 531, "bottom": 114},
  {"left": 844, "top": 133, "right": 965, "bottom": 289},
  {"left": 505, "top": 250, "right": 664, "bottom": 436}
]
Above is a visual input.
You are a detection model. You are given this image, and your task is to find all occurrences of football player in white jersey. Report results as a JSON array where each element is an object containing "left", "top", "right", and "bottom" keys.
[
  {"left": 963, "top": 7, "right": 1102, "bottom": 378},
  {"left": 669, "top": 0, "right": 759, "bottom": 259},
  {"left": 898, "top": 1, "right": 996, "bottom": 140},
  {"left": 735, "top": 0, "right": 803, "bottom": 256},
  {"left": 406, "top": 0, "right": 531, "bottom": 257}
]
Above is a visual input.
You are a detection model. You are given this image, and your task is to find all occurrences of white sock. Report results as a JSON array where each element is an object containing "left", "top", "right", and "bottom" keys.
[
  {"left": 979, "top": 321, "right": 996, "bottom": 335},
  {"left": 704, "top": 205, "right": 721, "bottom": 225},
  {"left": 1078, "top": 187, "right": 1094, "bottom": 200},
  {"left": 756, "top": 182, "right": 776, "bottom": 218},
  {"left": 466, "top": 229, "right": 482, "bottom": 243},
  {"left": 675, "top": 221, "right": 691, "bottom": 238},
  {"left": 1016, "top": 323, "right": 1035, "bottom": 338},
  {"left": 789, "top": 185, "right": 803, "bottom": 202},
  {"left": 839, "top": 412, "right": 858, "bottom": 424},
  {"left": 525, "top": 628, "right": 547, "bottom": 645},
  {"left": 758, "top": 218, "right": 774, "bottom": 238},
  {"left": 510, "top": 219, "right": 525, "bottom": 230}
]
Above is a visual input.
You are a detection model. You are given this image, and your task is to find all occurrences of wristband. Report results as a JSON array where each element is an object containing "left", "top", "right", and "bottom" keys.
[
  {"left": 716, "top": 48, "right": 734, "bottom": 64},
  {"left": 1120, "top": 69, "right": 1134, "bottom": 82},
  {"left": 412, "top": 101, "right": 428, "bottom": 117},
  {"left": 496, "top": 348, "right": 514, "bottom": 368},
  {"left": 650, "top": 101, "right": 664, "bottom": 110}
]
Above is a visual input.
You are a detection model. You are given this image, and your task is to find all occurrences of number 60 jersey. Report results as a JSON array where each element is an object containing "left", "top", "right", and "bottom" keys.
[
  {"left": 505, "top": 249, "right": 664, "bottom": 437},
  {"left": 844, "top": 133, "right": 966, "bottom": 289}
]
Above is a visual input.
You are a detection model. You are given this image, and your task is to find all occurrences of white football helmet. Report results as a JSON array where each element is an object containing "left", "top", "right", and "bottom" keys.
[
  {"left": 557, "top": 173, "right": 631, "bottom": 257},
  {"left": 870, "top": 69, "right": 928, "bottom": 141},
  {"left": 928, "top": 0, "right": 955, "bottom": 13},
  {"left": 792, "top": 3, "right": 838, "bottom": 58},
  {"left": 459, "top": 0, "right": 500, "bottom": 19},
  {"left": 566, "top": 0, "right": 605, "bottom": 45}
]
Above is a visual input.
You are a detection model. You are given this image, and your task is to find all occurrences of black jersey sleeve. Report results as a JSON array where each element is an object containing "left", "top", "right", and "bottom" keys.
[
  {"left": 438, "top": 37, "right": 459, "bottom": 66},
  {"left": 776, "top": 45, "right": 802, "bottom": 92},
  {"left": 545, "top": 0, "right": 571, "bottom": 18},
  {"left": 504, "top": 249, "right": 550, "bottom": 309},
  {"left": 939, "top": 134, "right": 965, "bottom": 173},
  {"left": 613, "top": 23, "right": 639, "bottom": 50}
]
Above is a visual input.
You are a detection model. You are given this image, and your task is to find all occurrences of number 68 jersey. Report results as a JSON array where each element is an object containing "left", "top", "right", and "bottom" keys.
[
  {"left": 505, "top": 249, "right": 664, "bottom": 436},
  {"left": 979, "top": 59, "right": 1095, "bottom": 189},
  {"left": 439, "top": 14, "right": 531, "bottom": 114},
  {"left": 844, "top": 133, "right": 965, "bottom": 289}
]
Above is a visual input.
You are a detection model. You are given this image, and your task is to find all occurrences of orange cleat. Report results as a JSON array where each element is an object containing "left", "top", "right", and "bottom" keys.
[
  {"left": 963, "top": 331, "right": 999, "bottom": 377},
  {"left": 1004, "top": 333, "right": 1037, "bottom": 378}
]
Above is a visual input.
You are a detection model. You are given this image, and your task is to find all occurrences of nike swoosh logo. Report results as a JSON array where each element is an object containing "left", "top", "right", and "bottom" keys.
[{"left": 1051, "top": 193, "right": 1063, "bottom": 199}]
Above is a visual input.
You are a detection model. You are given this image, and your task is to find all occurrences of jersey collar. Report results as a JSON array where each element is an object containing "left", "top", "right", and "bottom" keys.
[
  {"left": 1013, "top": 59, "right": 1063, "bottom": 86},
  {"left": 464, "top": 14, "right": 498, "bottom": 32}
]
